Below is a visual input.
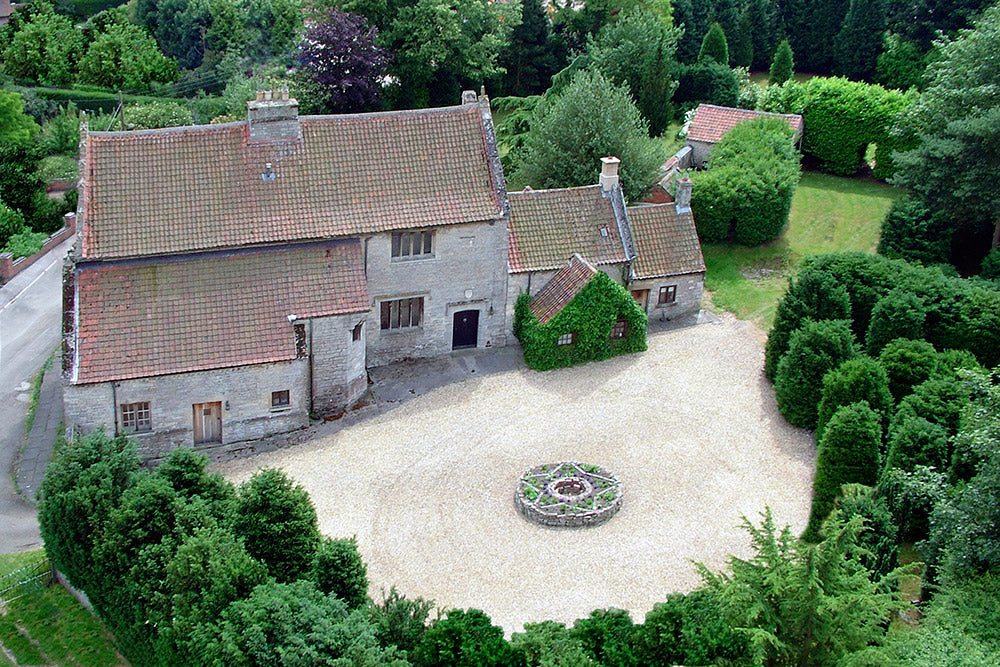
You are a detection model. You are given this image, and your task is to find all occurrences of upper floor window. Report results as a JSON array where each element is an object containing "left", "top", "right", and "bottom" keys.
[
  {"left": 121, "top": 401, "right": 151, "bottom": 432},
  {"left": 381, "top": 297, "right": 423, "bottom": 330},
  {"left": 392, "top": 231, "right": 433, "bottom": 260},
  {"left": 658, "top": 285, "right": 677, "bottom": 305}
]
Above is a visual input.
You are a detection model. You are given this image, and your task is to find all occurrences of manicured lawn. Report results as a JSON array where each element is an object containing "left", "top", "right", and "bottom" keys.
[
  {"left": 703, "top": 171, "right": 904, "bottom": 330},
  {"left": 0, "top": 551, "right": 126, "bottom": 667}
]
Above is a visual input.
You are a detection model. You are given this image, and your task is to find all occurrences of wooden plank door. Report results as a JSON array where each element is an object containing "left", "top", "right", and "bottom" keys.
[{"left": 192, "top": 402, "right": 222, "bottom": 444}]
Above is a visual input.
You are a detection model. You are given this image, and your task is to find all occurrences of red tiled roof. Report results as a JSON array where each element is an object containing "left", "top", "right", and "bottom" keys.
[
  {"left": 508, "top": 186, "right": 629, "bottom": 273},
  {"left": 628, "top": 204, "right": 706, "bottom": 279},
  {"left": 73, "top": 241, "right": 368, "bottom": 384},
  {"left": 686, "top": 104, "right": 804, "bottom": 144},
  {"left": 528, "top": 255, "right": 598, "bottom": 325},
  {"left": 80, "top": 105, "right": 502, "bottom": 260}
]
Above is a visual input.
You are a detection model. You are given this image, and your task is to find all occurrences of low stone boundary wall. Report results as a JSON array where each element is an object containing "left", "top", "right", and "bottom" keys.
[{"left": 0, "top": 212, "right": 76, "bottom": 284}]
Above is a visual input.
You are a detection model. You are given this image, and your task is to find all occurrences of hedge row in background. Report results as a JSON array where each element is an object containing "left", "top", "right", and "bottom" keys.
[
  {"left": 691, "top": 115, "right": 801, "bottom": 246},
  {"left": 513, "top": 271, "right": 647, "bottom": 371},
  {"left": 758, "top": 77, "right": 915, "bottom": 180}
]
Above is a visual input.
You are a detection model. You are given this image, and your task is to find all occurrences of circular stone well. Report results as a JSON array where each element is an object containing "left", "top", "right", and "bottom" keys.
[{"left": 515, "top": 462, "right": 623, "bottom": 528}]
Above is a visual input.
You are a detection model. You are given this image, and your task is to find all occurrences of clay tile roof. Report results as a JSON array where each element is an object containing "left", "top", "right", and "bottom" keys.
[
  {"left": 686, "top": 104, "right": 804, "bottom": 144},
  {"left": 628, "top": 204, "right": 706, "bottom": 279},
  {"left": 73, "top": 241, "right": 368, "bottom": 384},
  {"left": 528, "top": 254, "right": 598, "bottom": 325},
  {"left": 507, "top": 185, "right": 629, "bottom": 273},
  {"left": 81, "top": 105, "right": 502, "bottom": 260}
]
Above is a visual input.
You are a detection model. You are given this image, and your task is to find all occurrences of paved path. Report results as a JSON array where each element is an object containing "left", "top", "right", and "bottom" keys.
[
  {"left": 220, "top": 314, "right": 815, "bottom": 636},
  {"left": 17, "top": 361, "right": 64, "bottom": 503},
  {"left": 0, "top": 235, "right": 74, "bottom": 554}
]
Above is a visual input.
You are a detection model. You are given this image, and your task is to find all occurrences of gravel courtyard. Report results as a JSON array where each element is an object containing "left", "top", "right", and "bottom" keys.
[{"left": 220, "top": 315, "right": 815, "bottom": 634}]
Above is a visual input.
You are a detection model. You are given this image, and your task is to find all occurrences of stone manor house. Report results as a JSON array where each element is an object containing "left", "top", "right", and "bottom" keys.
[{"left": 63, "top": 90, "right": 704, "bottom": 457}]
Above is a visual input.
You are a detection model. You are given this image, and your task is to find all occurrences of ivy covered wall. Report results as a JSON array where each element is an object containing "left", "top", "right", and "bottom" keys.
[{"left": 514, "top": 271, "right": 647, "bottom": 371}]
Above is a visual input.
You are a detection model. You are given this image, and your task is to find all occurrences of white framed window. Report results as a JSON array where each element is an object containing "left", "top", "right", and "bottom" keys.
[
  {"left": 557, "top": 332, "right": 574, "bottom": 346},
  {"left": 121, "top": 401, "right": 151, "bottom": 432},
  {"left": 658, "top": 285, "right": 677, "bottom": 305}
]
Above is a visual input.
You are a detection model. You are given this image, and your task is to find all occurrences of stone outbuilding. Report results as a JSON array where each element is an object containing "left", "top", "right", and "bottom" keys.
[{"left": 686, "top": 103, "right": 804, "bottom": 167}]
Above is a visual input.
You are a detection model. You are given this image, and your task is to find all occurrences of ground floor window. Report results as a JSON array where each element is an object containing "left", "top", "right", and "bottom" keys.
[
  {"left": 610, "top": 319, "right": 627, "bottom": 340},
  {"left": 381, "top": 297, "right": 423, "bottom": 330},
  {"left": 352, "top": 321, "right": 363, "bottom": 341},
  {"left": 271, "top": 390, "right": 290, "bottom": 409},
  {"left": 658, "top": 285, "right": 677, "bottom": 305},
  {"left": 557, "top": 332, "right": 574, "bottom": 346},
  {"left": 121, "top": 401, "right": 151, "bottom": 432}
]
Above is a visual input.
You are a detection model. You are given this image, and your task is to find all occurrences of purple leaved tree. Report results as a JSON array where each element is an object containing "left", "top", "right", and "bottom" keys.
[{"left": 297, "top": 10, "right": 390, "bottom": 113}]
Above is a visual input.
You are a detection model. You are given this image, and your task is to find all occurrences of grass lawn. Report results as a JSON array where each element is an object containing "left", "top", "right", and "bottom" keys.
[
  {"left": 0, "top": 551, "right": 126, "bottom": 667},
  {"left": 703, "top": 171, "right": 904, "bottom": 330}
]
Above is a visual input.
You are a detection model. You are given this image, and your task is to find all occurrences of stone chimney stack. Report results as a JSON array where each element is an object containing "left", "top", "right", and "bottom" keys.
[
  {"left": 461, "top": 90, "right": 478, "bottom": 105},
  {"left": 599, "top": 156, "right": 620, "bottom": 193},
  {"left": 247, "top": 88, "right": 299, "bottom": 142},
  {"left": 675, "top": 176, "right": 693, "bottom": 214}
]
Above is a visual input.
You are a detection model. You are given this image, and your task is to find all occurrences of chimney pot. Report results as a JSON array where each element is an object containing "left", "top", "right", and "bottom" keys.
[
  {"left": 256, "top": 90, "right": 264, "bottom": 101},
  {"left": 599, "top": 156, "right": 621, "bottom": 192},
  {"left": 461, "top": 90, "right": 477, "bottom": 105},
  {"left": 675, "top": 176, "right": 693, "bottom": 214}
]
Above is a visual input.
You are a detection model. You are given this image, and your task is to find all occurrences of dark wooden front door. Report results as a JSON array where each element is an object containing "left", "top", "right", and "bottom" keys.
[
  {"left": 452, "top": 309, "right": 479, "bottom": 349},
  {"left": 192, "top": 402, "right": 222, "bottom": 444}
]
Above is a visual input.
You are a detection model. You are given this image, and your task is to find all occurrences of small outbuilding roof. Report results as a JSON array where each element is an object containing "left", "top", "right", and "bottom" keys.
[
  {"left": 686, "top": 104, "right": 804, "bottom": 145},
  {"left": 528, "top": 255, "right": 598, "bottom": 325},
  {"left": 507, "top": 185, "right": 630, "bottom": 273},
  {"left": 627, "top": 204, "right": 706, "bottom": 279},
  {"left": 73, "top": 240, "right": 368, "bottom": 384}
]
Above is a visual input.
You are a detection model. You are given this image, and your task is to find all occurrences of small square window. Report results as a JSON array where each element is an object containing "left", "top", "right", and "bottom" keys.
[
  {"left": 557, "top": 332, "right": 574, "bottom": 346},
  {"left": 352, "top": 321, "right": 363, "bottom": 342},
  {"left": 658, "top": 285, "right": 677, "bottom": 305},
  {"left": 271, "top": 390, "right": 290, "bottom": 408},
  {"left": 121, "top": 401, "right": 151, "bottom": 432},
  {"left": 610, "top": 319, "right": 627, "bottom": 340}
]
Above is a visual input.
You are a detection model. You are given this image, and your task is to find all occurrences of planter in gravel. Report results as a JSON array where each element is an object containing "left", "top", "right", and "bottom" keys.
[{"left": 515, "top": 462, "right": 622, "bottom": 528}]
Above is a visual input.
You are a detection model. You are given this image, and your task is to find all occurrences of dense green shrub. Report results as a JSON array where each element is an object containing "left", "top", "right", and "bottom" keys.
[
  {"left": 512, "top": 621, "right": 595, "bottom": 667},
  {"left": 0, "top": 202, "right": 27, "bottom": 250},
  {"left": 312, "top": 536, "right": 369, "bottom": 609},
  {"left": 832, "top": 484, "right": 898, "bottom": 579},
  {"left": 690, "top": 116, "right": 801, "bottom": 246},
  {"left": 804, "top": 401, "right": 881, "bottom": 541},
  {"left": 884, "top": 414, "right": 950, "bottom": 473},
  {"left": 875, "top": 33, "right": 925, "bottom": 91},
  {"left": 877, "top": 195, "right": 953, "bottom": 265},
  {"left": 981, "top": 249, "right": 1000, "bottom": 280},
  {"left": 892, "top": 375, "right": 969, "bottom": 438},
  {"left": 697, "top": 22, "right": 728, "bottom": 65},
  {"left": 413, "top": 608, "right": 523, "bottom": 667},
  {"left": 774, "top": 319, "right": 857, "bottom": 429},
  {"left": 78, "top": 19, "right": 179, "bottom": 93},
  {"left": 231, "top": 468, "right": 321, "bottom": 582},
  {"left": 769, "top": 39, "right": 793, "bottom": 85},
  {"left": 0, "top": 141, "right": 44, "bottom": 215},
  {"left": 513, "top": 271, "right": 647, "bottom": 371},
  {"left": 125, "top": 100, "right": 194, "bottom": 130},
  {"left": 367, "top": 587, "right": 434, "bottom": 657},
  {"left": 879, "top": 338, "right": 939, "bottom": 402},
  {"left": 570, "top": 608, "right": 638, "bottom": 667},
  {"left": 673, "top": 60, "right": 740, "bottom": 111},
  {"left": 0, "top": 89, "right": 41, "bottom": 145},
  {"left": 1, "top": 3, "right": 84, "bottom": 86},
  {"left": 879, "top": 465, "right": 948, "bottom": 542},
  {"left": 636, "top": 591, "right": 745, "bottom": 666},
  {"left": 864, "top": 288, "right": 927, "bottom": 355},
  {"left": 764, "top": 267, "right": 852, "bottom": 380},
  {"left": 2, "top": 229, "right": 47, "bottom": 258},
  {"left": 815, "top": 356, "right": 893, "bottom": 443}
]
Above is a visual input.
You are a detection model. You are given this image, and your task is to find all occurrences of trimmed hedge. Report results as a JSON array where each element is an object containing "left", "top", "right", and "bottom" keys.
[
  {"left": 815, "top": 356, "right": 893, "bottom": 443},
  {"left": 514, "top": 271, "right": 647, "bottom": 371},
  {"left": 691, "top": 116, "right": 801, "bottom": 246}
]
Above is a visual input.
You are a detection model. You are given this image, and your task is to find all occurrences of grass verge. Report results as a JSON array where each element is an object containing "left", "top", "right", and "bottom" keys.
[
  {"left": 703, "top": 171, "right": 904, "bottom": 330},
  {"left": 0, "top": 552, "right": 126, "bottom": 667},
  {"left": 23, "top": 355, "right": 54, "bottom": 438}
]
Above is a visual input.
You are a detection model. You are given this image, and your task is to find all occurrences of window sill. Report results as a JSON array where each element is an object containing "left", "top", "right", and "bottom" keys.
[
  {"left": 390, "top": 255, "right": 436, "bottom": 263},
  {"left": 121, "top": 429, "right": 154, "bottom": 437},
  {"left": 270, "top": 406, "right": 292, "bottom": 413},
  {"left": 379, "top": 326, "right": 424, "bottom": 335}
]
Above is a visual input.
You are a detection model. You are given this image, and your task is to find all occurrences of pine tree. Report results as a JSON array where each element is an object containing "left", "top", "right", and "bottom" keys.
[
  {"left": 698, "top": 22, "right": 729, "bottom": 65},
  {"left": 769, "top": 38, "right": 794, "bottom": 85},
  {"left": 834, "top": 0, "right": 887, "bottom": 80},
  {"left": 730, "top": 8, "right": 754, "bottom": 67},
  {"left": 748, "top": 0, "right": 779, "bottom": 70},
  {"left": 674, "top": 0, "right": 713, "bottom": 63},
  {"left": 497, "top": 0, "right": 566, "bottom": 97}
]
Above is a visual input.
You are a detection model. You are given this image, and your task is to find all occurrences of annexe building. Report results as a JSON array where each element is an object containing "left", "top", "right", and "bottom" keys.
[{"left": 685, "top": 104, "right": 804, "bottom": 167}]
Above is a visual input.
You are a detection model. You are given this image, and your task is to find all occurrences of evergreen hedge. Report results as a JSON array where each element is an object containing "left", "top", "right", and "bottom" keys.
[
  {"left": 815, "top": 356, "right": 893, "bottom": 443},
  {"left": 691, "top": 116, "right": 801, "bottom": 246},
  {"left": 514, "top": 271, "right": 647, "bottom": 371}
]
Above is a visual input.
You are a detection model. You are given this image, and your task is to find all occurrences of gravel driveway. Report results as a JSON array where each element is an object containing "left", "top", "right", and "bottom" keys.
[{"left": 220, "top": 314, "right": 815, "bottom": 634}]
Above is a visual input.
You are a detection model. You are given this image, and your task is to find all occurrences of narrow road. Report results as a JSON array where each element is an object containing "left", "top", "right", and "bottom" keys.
[{"left": 0, "top": 236, "right": 75, "bottom": 554}]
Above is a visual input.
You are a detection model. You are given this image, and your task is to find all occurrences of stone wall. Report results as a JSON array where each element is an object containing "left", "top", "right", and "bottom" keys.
[
  {"left": 364, "top": 219, "right": 510, "bottom": 368},
  {"left": 688, "top": 139, "right": 712, "bottom": 168},
  {"left": 311, "top": 312, "right": 368, "bottom": 415},
  {"left": 628, "top": 272, "right": 704, "bottom": 322},
  {"left": 64, "top": 359, "right": 309, "bottom": 460}
]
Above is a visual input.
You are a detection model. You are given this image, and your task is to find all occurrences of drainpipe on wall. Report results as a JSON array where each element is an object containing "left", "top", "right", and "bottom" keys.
[
  {"left": 111, "top": 381, "right": 119, "bottom": 435},
  {"left": 308, "top": 320, "right": 314, "bottom": 416}
]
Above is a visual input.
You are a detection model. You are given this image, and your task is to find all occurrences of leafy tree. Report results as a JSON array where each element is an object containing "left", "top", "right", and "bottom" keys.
[
  {"left": 875, "top": 33, "right": 926, "bottom": 90},
  {"left": 815, "top": 356, "right": 893, "bottom": 442},
  {"left": 673, "top": 60, "right": 740, "bottom": 110},
  {"left": 296, "top": 11, "right": 390, "bottom": 114},
  {"left": 886, "top": 0, "right": 995, "bottom": 50},
  {"left": 699, "top": 508, "right": 902, "bottom": 666},
  {"left": 774, "top": 319, "right": 858, "bottom": 429},
  {"left": 587, "top": 10, "right": 681, "bottom": 136},
  {"left": 877, "top": 195, "right": 953, "bottom": 265},
  {"left": 892, "top": 4, "right": 1000, "bottom": 263},
  {"left": 697, "top": 22, "right": 728, "bottom": 65},
  {"left": 833, "top": 0, "right": 886, "bottom": 81},
  {"left": 0, "top": 203, "right": 26, "bottom": 250},
  {"left": 312, "top": 536, "right": 369, "bottom": 609},
  {"left": 884, "top": 413, "right": 950, "bottom": 473},
  {"left": 497, "top": 0, "right": 566, "bottom": 97},
  {"left": 864, "top": 288, "right": 927, "bottom": 355},
  {"left": 1, "top": 2, "right": 83, "bottom": 85},
  {"left": 804, "top": 401, "right": 881, "bottom": 541},
  {"left": 243, "top": 0, "right": 304, "bottom": 59},
  {"left": 40, "top": 105, "right": 81, "bottom": 156},
  {"left": 78, "top": 20, "right": 179, "bottom": 92},
  {"left": 231, "top": 468, "right": 321, "bottom": 582},
  {"left": 570, "top": 608, "right": 637, "bottom": 667},
  {"left": 0, "top": 91, "right": 41, "bottom": 146},
  {"left": 511, "top": 621, "right": 596, "bottom": 667},
  {"left": 515, "top": 69, "right": 666, "bottom": 202},
  {"left": 879, "top": 464, "right": 948, "bottom": 542},
  {"left": 412, "top": 608, "right": 523, "bottom": 667},
  {"left": 833, "top": 484, "right": 898, "bottom": 579},
  {"left": 768, "top": 39, "right": 794, "bottom": 86},
  {"left": 125, "top": 101, "right": 194, "bottom": 129},
  {"left": 878, "top": 337, "right": 939, "bottom": 402},
  {"left": 154, "top": 446, "right": 235, "bottom": 514}
]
